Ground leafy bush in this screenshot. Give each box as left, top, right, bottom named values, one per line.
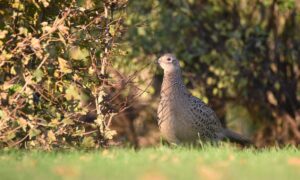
left=0, top=0, right=130, bottom=149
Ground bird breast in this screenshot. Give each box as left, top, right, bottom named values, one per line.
left=158, top=92, right=199, bottom=143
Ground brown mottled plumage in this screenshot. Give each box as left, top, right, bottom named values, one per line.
left=157, top=53, right=251, bottom=146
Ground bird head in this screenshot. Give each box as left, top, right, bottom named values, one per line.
left=157, top=53, right=180, bottom=73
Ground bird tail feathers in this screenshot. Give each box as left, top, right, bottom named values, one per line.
left=223, top=129, right=252, bottom=146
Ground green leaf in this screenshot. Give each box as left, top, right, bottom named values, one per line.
left=8, top=84, right=22, bottom=95
left=29, top=128, right=41, bottom=139
left=69, top=47, right=89, bottom=61
left=62, top=118, right=74, bottom=125
left=33, top=69, right=44, bottom=82
left=5, top=132, right=16, bottom=141
left=82, top=136, right=95, bottom=148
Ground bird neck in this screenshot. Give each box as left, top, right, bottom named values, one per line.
left=161, top=69, right=188, bottom=98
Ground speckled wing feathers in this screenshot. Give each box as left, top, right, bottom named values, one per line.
left=187, top=95, right=223, bottom=140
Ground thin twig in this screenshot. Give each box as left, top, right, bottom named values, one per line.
left=9, top=134, right=29, bottom=147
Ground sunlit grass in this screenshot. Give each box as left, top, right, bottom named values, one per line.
left=1, top=146, right=300, bottom=180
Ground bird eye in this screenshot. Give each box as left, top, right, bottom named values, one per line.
left=167, top=58, right=172, bottom=61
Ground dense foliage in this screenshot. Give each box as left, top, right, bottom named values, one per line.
left=0, top=0, right=132, bottom=149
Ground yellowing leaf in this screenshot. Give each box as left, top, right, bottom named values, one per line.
left=65, top=85, right=80, bottom=100
left=62, top=118, right=74, bottom=125
left=31, top=38, right=41, bottom=50
left=40, top=0, right=50, bottom=7
left=33, top=69, right=44, bottom=82
left=267, top=91, right=278, bottom=106
left=5, top=132, right=16, bottom=141
left=69, top=47, right=89, bottom=61
left=0, top=50, right=13, bottom=62
left=2, top=82, right=13, bottom=90
left=0, top=30, right=8, bottom=39
left=49, top=119, right=60, bottom=126
left=207, top=77, right=215, bottom=85
left=0, top=40, right=3, bottom=49
left=82, top=136, right=95, bottom=148
left=29, top=128, right=41, bottom=139
left=213, top=88, right=218, bottom=95
left=17, top=118, right=27, bottom=131
left=58, top=57, right=72, bottom=74
left=18, top=27, right=28, bottom=36
left=47, top=130, right=56, bottom=142
left=10, top=66, right=17, bottom=75
left=104, top=129, right=117, bottom=140
left=109, top=25, right=116, bottom=36
left=137, top=27, right=146, bottom=36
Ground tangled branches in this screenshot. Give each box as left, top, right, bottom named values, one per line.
left=0, top=0, right=144, bottom=149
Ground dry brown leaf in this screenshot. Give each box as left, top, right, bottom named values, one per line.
left=140, top=170, right=168, bottom=180
left=101, top=149, right=115, bottom=159
left=197, top=166, right=222, bottom=180
left=288, top=157, right=300, bottom=166
left=171, top=156, right=180, bottom=165
left=79, top=155, right=92, bottom=162
left=53, top=165, right=80, bottom=178
left=267, top=91, right=278, bottom=106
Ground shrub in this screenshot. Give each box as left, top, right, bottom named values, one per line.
left=0, top=0, right=130, bottom=149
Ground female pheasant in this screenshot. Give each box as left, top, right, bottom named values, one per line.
left=157, top=53, right=251, bottom=146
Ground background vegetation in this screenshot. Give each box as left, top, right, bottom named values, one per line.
left=1, top=0, right=300, bottom=149
left=125, top=0, right=300, bottom=147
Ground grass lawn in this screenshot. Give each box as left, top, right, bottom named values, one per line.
left=1, top=145, right=300, bottom=180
